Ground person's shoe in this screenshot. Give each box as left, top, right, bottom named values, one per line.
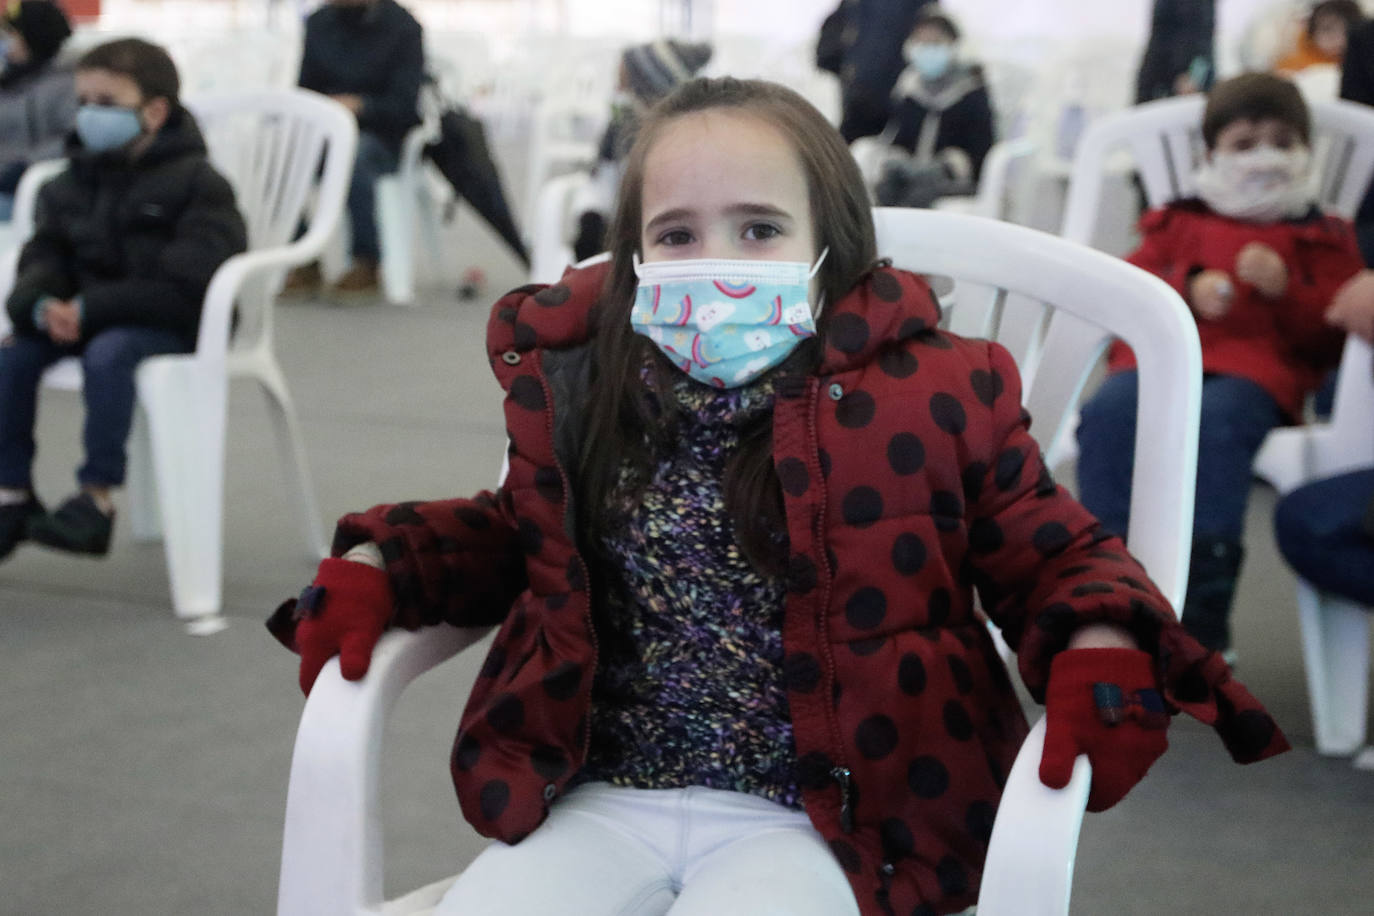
left=280, top=261, right=324, bottom=299
left=27, top=491, right=114, bottom=556
left=329, top=259, right=381, bottom=300
left=0, top=495, right=44, bottom=561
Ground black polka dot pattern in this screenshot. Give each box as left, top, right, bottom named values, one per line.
left=835, top=390, right=876, bottom=428
left=887, top=433, right=925, bottom=475
left=777, top=457, right=810, bottom=496
left=855, top=715, right=899, bottom=759
left=842, top=487, right=884, bottom=527
left=829, top=313, right=871, bottom=354
left=929, top=393, right=967, bottom=434
left=846, top=587, right=888, bottom=630
left=533, top=284, right=571, bottom=306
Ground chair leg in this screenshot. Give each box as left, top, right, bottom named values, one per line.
left=136, top=358, right=227, bottom=625
left=1297, top=581, right=1371, bottom=756
left=253, top=361, right=328, bottom=561
left=376, top=173, right=417, bottom=306
left=125, top=407, right=162, bottom=542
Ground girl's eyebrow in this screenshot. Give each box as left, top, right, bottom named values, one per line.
left=644, top=202, right=793, bottom=234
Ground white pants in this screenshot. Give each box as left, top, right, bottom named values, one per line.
left=435, top=782, right=861, bottom=916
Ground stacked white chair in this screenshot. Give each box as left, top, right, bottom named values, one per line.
left=0, top=88, right=356, bottom=632
left=276, top=209, right=1202, bottom=916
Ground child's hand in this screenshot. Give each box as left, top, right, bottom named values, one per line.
left=1234, top=242, right=1288, bottom=299
left=1325, top=269, right=1374, bottom=342
left=45, top=300, right=81, bottom=345
left=1189, top=269, right=1234, bottom=320
left=1040, top=648, right=1169, bottom=811
left=272, top=556, right=395, bottom=695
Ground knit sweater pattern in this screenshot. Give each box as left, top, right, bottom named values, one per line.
left=579, top=373, right=801, bottom=807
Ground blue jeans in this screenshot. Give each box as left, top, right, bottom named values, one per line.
left=1076, top=370, right=1285, bottom=541
left=0, top=192, right=14, bottom=222
left=0, top=327, right=189, bottom=489
left=348, top=131, right=399, bottom=261
left=1274, top=469, right=1374, bottom=605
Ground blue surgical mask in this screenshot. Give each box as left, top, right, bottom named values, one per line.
left=906, top=43, right=953, bottom=80
left=631, top=250, right=827, bottom=389
left=75, top=104, right=144, bottom=153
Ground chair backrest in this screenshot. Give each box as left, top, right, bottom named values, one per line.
left=873, top=207, right=1201, bottom=609
left=1062, top=95, right=1374, bottom=246
left=183, top=88, right=357, bottom=354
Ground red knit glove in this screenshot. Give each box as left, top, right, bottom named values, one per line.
left=1040, top=648, right=1170, bottom=812
left=273, top=557, right=394, bottom=695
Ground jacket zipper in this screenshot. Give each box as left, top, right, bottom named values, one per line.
left=802, top=376, right=855, bottom=834
left=535, top=359, right=598, bottom=770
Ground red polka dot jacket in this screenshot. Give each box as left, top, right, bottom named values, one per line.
left=308, top=261, right=1288, bottom=915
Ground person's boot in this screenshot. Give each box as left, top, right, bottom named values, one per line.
left=280, top=260, right=324, bottom=298
left=27, top=491, right=114, bottom=556
left=329, top=258, right=380, bottom=300
left=0, top=493, right=44, bottom=561
left=1181, top=537, right=1244, bottom=655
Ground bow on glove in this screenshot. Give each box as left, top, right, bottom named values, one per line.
left=1040, top=647, right=1170, bottom=811
left=265, top=557, right=393, bottom=695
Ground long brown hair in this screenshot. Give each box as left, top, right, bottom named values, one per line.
left=578, top=77, right=877, bottom=573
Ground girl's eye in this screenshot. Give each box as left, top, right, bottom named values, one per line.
left=1232, top=138, right=1255, bottom=152
left=657, top=228, right=693, bottom=246
left=743, top=222, right=782, bottom=241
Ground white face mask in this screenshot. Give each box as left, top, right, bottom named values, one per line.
left=1194, top=145, right=1314, bottom=222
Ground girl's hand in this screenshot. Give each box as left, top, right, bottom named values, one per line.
left=1325, top=269, right=1374, bottom=342
left=272, top=556, right=394, bottom=695
left=1039, top=647, right=1170, bottom=811
left=1234, top=242, right=1288, bottom=299
left=1189, top=269, right=1235, bottom=320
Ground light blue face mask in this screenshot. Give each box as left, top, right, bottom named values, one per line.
left=907, top=43, right=953, bottom=80
left=630, top=250, right=827, bottom=389
left=75, top=104, right=145, bottom=153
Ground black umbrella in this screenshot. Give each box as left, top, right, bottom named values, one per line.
left=424, top=100, right=530, bottom=269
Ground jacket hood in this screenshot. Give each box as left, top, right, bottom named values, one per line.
left=892, top=60, right=984, bottom=111
left=488, top=260, right=944, bottom=376
left=66, top=104, right=208, bottom=176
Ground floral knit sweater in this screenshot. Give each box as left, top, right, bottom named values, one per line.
left=578, top=374, right=801, bottom=807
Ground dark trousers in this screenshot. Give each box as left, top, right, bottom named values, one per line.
left=1075, top=370, right=1285, bottom=541
left=0, top=327, right=189, bottom=489
left=1274, top=469, right=1374, bottom=605
left=348, top=130, right=400, bottom=261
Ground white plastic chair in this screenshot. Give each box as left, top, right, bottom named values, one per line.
left=375, top=119, right=444, bottom=306
left=277, top=211, right=1201, bottom=916
left=0, top=88, right=356, bottom=631
left=527, top=170, right=593, bottom=285
left=1268, top=334, right=1374, bottom=767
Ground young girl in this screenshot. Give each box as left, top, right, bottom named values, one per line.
left=1075, top=72, right=1374, bottom=657
left=268, top=78, right=1287, bottom=916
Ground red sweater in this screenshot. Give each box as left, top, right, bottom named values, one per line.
left=282, top=262, right=1288, bottom=915
left=1109, top=201, right=1361, bottom=418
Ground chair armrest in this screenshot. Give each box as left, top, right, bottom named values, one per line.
left=976, top=715, right=1091, bottom=916
left=195, top=243, right=334, bottom=358
left=277, top=625, right=492, bottom=916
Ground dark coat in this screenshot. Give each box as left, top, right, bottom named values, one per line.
left=297, top=0, right=424, bottom=152
left=1135, top=0, right=1216, bottom=103
left=1341, top=19, right=1374, bottom=250
left=5, top=107, right=248, bottom=348
left=826, top=0, right=937, bottom=142
left=888, top=63, right=995, bottom=182
left=279, top=261, right=1287, bottom=915
left=1111, top=201, right=1361, bottom=418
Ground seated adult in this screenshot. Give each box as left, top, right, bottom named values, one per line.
left=0, top=0, right=76, bottom=221
left=286, top=0, right=423, bottom=298
left=1274, top=469, right=1374, bottom=605
left=871, top=7, right=994, bottom=210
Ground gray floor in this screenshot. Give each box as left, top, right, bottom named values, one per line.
left=2, top=212, right=1372, bottom=916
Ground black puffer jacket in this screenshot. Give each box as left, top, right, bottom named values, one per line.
left=5, top=106, right=248, bottom=348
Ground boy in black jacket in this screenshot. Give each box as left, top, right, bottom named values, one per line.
left=0, top=38, right=247, bottom=561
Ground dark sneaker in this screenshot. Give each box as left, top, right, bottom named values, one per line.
left=0, top=495, right=44, bottom=561
left=28, top=492, right=114, bottom=556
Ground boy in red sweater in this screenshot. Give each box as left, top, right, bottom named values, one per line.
left=1076, top=72, right=1374, bottom=655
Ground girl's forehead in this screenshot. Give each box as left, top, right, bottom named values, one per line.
left=643, top=110, right=807, bottom=201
